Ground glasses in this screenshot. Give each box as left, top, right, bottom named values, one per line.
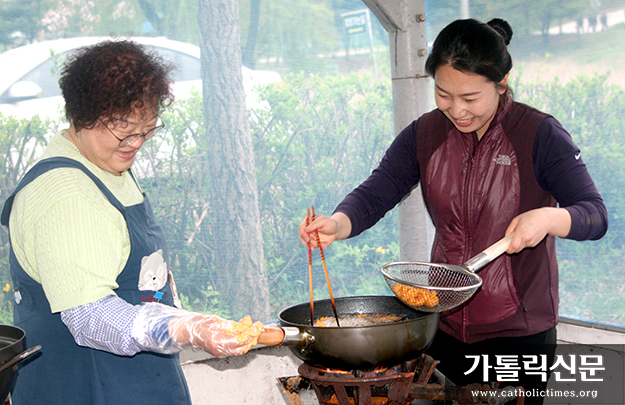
left=99, top=118, right=165, bottom=147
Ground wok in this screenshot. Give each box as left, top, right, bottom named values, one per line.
left=0, top=325, right=41, bottom=404
left=259, top=295, right=438, bottom=369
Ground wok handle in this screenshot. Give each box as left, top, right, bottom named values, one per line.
left=0, top=345, right=41, bottom=374
left=258, top=327, right=286, bottom=346
left=257, top=326, right=314, bottom=347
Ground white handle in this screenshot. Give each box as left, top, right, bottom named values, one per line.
left=483, top=232, right=514, bottom=260
left=461, top=232, right=516, bottom=273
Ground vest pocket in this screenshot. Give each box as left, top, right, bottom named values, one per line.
left=444, top=256, right=520, bottom=326
left=467, top=257, right=520, bottom=325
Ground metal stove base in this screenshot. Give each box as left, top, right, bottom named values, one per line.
left=278, top=370, right=523, bottom=405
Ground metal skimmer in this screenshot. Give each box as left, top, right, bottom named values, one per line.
left=381, top=233, right=513, bottom=313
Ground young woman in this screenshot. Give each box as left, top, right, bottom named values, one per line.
left=299, top=18, right=607, bottom=404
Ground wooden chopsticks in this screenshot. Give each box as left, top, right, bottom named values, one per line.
left=307, top=206, right=340, bottom=327
left=306, top=208, right=314, bottom=326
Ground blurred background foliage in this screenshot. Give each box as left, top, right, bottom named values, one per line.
left=1, top=0, right=624, bottom=324
left=2, top=69, right=623, bottom=322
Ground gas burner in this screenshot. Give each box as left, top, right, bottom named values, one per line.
left=298, top=357, right=424, bottom=405
left=278, top=355, right=525, bottom=405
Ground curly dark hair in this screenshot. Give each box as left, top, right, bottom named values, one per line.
left=425, top=18, right=513, bottom=88
left=59, top=39, right=175, bottom=130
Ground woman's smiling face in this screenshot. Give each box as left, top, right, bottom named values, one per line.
left=68, top=110, right=158, bottom=176
left=434, top=64, right=508, bottom=139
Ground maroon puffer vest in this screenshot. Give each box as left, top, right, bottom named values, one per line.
left=416, top=94, right=559, bottom=343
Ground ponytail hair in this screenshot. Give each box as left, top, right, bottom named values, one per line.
left=425, top=18, right=513, bottom=88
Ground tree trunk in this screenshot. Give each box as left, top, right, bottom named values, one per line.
left=242, top=0, right=261, bottom=69
left=197, top=0, right=270, bottom=320
left=137, top=0, right=162, bottom=35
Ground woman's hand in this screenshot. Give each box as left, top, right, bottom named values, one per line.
left=168, top=314, right=263, bottom=357
left=298, top=212, right=352, bottom=249
left=505, top=207, right=572, bottom=253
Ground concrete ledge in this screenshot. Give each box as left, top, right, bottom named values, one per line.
left=181, top=345, right=305, bottom=404
left=557, top=317, right=625, bottom=344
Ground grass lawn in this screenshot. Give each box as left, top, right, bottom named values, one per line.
left=511, top=22, right=625, bottom=86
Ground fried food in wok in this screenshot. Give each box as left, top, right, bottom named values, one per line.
left=314, top=313, right=405, bottom=327
left=391, top=283, right=439, bottom=308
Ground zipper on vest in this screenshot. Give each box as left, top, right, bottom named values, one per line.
left=460, top=133, right=480, bottom=342
left=460, top=158, right=474, bottom=342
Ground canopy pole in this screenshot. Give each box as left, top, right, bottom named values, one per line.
left=362, top=0, right=435, bottom=261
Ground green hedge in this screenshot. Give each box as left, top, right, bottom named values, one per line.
left=0, top=71, right=622, bottom=324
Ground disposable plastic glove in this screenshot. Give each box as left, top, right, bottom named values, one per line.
left=133, top=303, right=263, bottom=357
left=168, top=313, right=263, bottom=357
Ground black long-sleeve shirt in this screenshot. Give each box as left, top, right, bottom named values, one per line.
left=335, top=116, right=608, bottom=242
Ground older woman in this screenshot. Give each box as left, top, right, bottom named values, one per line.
left=2, top=40, right=262, bottom=404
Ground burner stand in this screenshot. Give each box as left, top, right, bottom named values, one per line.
left=278, top=355, right=525, bottom=405
left=298, top=356, right=435, bottom=405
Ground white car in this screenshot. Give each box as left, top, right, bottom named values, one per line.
left=0, top=36, right=280, bottom=120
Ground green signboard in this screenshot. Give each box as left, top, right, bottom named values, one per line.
left=342, top=10, right=368, bottom=35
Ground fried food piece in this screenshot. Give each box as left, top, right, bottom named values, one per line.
left=391, top=283, right=439, bottom=308
left=221, top=315, right=264, bottom=345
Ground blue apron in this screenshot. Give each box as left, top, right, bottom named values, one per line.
left=1, top=157, right=191, bottom=405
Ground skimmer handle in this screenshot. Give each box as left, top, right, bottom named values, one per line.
left=483, top=233, right=514, bottom=259
left=463, top=233, right=514, bottom=273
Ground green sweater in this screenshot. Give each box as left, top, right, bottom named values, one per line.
left=9, top=131, right=144, bottom=313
